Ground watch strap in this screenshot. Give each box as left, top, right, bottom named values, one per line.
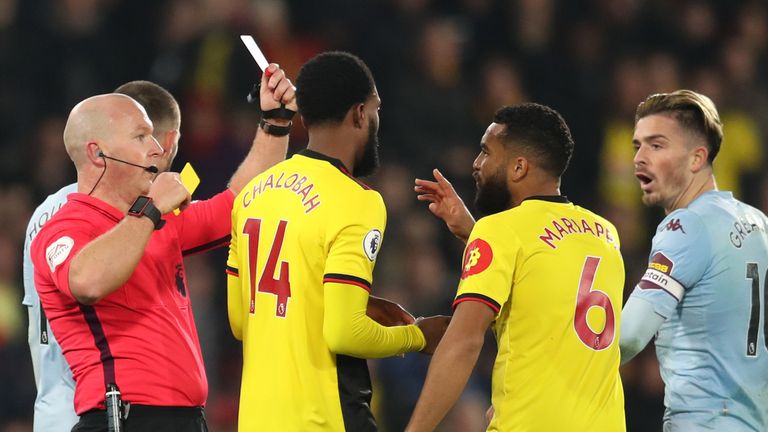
left=127, top=196, right=165, bottom=230
left=259, top=118, right=292, bottom=137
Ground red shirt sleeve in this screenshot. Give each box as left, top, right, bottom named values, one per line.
left=31, top=224, right=95, bottom=301
left=166, top=189, right=235, bottom=256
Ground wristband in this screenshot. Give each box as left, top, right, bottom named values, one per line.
left=259, top=118, right=292, bottom=137
left=127, top=196, right=165, bottom=230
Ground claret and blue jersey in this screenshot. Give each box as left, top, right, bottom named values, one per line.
left=631, top=190, right=768, bottom=430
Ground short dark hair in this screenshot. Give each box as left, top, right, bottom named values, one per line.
left=114, top=80, right=180, bottom=131
left=635, top=90, right=722, bottom=163
left=296, top=51, right=375, bottom=127
left=493, top=103, right=574, bottom=178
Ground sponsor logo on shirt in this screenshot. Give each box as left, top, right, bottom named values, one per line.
left=648, top=262, right=669, bottom=273
left=663, top=218, right=685, bottom=233
left=638, top=252, right=684, bottom=300
left=461, top=238, right=493, bottom=280
left=46, top=236, right=74, bottom=273
left=363, top=229, right=382, bottom=261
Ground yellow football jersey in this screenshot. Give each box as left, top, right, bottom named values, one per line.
left=227, top=149, right=421, bottom=432
left=456, top=196, right=626, bottom=432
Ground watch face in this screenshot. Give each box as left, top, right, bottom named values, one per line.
left=129, top=196, right=151, bottom=214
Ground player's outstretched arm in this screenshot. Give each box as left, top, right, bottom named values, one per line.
left=228, top=63, right=296, bottom=194
left=619, top=295, right=665, bottom=365
left=415, top=168, right=475, bottom=243
left=415, top=315, right=451, bottom=355
left=323, top=282, right=442, bottom=358
left=405, top=301, right=494, bottom=432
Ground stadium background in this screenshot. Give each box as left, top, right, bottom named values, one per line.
left=1, top=0, right=766, bottom=430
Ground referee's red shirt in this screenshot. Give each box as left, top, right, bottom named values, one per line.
left=31, top=191, right=233, bottom=414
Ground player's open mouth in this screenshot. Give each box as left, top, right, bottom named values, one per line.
left=636, top=173, right=653, bottom=191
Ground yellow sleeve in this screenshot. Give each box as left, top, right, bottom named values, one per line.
left=227, top=205, right=244, bottom=341
left=323, top=191, right=385, bottom=282
left=454, top=216, right=519, bottom=317
left=323, top=281, right=425, bottom=357
left=321, top=191, right=424, bottom=357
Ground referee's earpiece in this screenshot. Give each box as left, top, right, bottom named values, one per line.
left=97, top=150, right=104, bottom=158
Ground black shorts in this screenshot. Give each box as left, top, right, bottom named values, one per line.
left=72, top=405, right=208, bottom=432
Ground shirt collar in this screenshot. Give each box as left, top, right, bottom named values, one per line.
left=522, top=195, right=570, bottom=204
left=68, top=193, right=125, bottom=222
left=297, top=149, right=350, bottom=172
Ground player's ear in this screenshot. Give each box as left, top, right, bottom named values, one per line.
left=351, top=103, right=365, bottom=129
left=509, top=156, right=528, bottom=181
left=690, top=145, right=709, bottom=172
left=161, top=129, right=180, bottom=160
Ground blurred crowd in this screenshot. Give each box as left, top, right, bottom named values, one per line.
left=1, top=0, right=767, bottom=431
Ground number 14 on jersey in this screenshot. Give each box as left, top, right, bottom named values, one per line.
left=242, top=218, right=292, bottom=317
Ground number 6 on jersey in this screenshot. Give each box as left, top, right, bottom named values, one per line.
left=573, top=256, right=616, bottom=350
left=242, top=218, right=292, bottom=317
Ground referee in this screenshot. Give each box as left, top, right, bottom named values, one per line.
left=30, top=64, right=296, bottom=431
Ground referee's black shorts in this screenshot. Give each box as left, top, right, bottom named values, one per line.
left=72, top=405, right=208, bottom=432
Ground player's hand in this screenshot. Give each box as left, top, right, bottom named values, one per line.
left=416, top=315, right=451, bottom=355
left=367, top=296, right=416, bottom=326
left=415, top=168, right=475, bottom=243
left=148, top=172, right=191, bottom=214
left=261, top=63, right=297, bottom=118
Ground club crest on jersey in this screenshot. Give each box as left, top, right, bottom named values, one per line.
left=663, top=218, right=685, bottom=233
left=461, top=239, right=493, bottom=280
left=46, top=236, right=74, bottom=272
left=363, top=229, right=382, bottom=261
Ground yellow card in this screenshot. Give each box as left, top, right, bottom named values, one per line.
left=174, top=162, right=200, bottom=215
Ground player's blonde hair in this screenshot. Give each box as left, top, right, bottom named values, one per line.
left=635, top=89, right=723, bottom=163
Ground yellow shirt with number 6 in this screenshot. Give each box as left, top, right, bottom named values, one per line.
left=454, top=196, right=626, bottom=432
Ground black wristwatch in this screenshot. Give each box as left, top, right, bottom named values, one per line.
left=127, top=196, right=165, bottom=230
left=259, top=117, right=292, bottom=137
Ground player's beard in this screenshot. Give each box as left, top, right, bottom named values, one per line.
left=474, top=166, right=511, bottom=216
left=353, top=120, right=380, bottom=177
left=641, top=166, right=688, bottom=211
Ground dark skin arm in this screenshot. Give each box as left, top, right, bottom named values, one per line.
left=414, top=169, right=475, bottom=243
left=367, top=295, right=416, bottom=326
left=405, top=301, right=495, bottom=431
